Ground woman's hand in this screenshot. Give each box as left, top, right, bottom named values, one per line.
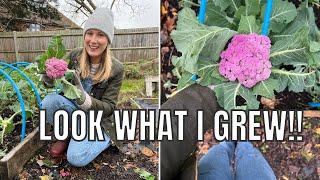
left=41, top=74, right=54, bottom=88
left=72, top=71, right=86, bottom=105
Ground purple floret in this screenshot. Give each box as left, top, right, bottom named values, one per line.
left=45, top=57, right=68, bottom=79
left=219, top=33, right=272, bottom=88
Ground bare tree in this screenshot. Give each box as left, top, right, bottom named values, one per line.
left=54, top=0, right=145, bottom=17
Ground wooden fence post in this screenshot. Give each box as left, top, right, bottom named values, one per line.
left=13, top=31, right=20, bottom=62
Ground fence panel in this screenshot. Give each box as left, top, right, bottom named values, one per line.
left=0, top=27, right=158, bottom=63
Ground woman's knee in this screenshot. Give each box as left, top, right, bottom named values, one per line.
left=41, top=94, right=64, bottom=108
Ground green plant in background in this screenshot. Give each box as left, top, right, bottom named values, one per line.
left=36, top=35, right=82, bottom=100
left=0, top=63, right=49, bottom=121
left=36, top=35, right=67, bottom=73
left=0, top=110, right=32, bottom=144
left=172, top=0, right=320, bottom=111
left=134, top=168, right=155, bottom=180
left=125, top=63, right=143, bottom=79
left=124, top=59, right=158, bottom=79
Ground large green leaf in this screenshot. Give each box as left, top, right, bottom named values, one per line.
left=197, top=59, right=226, bottom=86
left=47, top=36, right=67, bottom=59
left=171, top=7, right=237, bottom=74
left=270, top=26, right=310, bottom=66
left=273, top=2, right=320, bottom=43
left=206, top=0, right=233, bottom=27
left=235, top=0, right=260, bottom=20
left=57, top=77, right=83, bottom=100
left=176, top=70, right=194, bottom=90
left=213, top=0, right=242, bottom=12
left=253, top=78, right=280, bottom=98
left=243, top=0, right=260, bottom=16
left=310, top=41, right=320, bottom=52
left=217, top=82, right=259, bottom=111
left=238, top=15, right=260, bottom=34
left=271, top=67, right=316, bottom=92
left=261, top=0, right=297, bottom=33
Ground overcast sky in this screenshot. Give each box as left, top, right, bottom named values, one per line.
left=51, top=0, right=159, bottom=29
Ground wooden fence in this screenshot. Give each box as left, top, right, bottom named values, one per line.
left=0, top=27, right=159, bottom=63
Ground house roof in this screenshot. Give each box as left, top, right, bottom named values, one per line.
left=0, top=3, right=81, bottom=31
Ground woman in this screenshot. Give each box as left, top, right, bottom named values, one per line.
left=41, top=7, right=124, bottom=167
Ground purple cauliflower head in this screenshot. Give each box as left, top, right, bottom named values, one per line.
left=219, top=33, right=272, bottom=88
left=45, top=57, right=68, bottom=79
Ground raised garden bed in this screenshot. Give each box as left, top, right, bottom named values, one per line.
left=0, top=127, right=44, bottom=179
left=130, top=98, right=159, bottom=109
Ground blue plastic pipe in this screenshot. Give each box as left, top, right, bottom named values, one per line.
left=308, top=102, right=320, bottom=108
left=0, top=69, right=27, bottom=141
left=0, top=61, right=30, bottom=73
left=198, top=0, right=207, bottom=24
left=261, top=0, right=273, bottom=36
left=12, top=62, right=31, bottom=67
left=0, top=62, right=42, bottom=109
left=192, top=0, right=208, bottom=81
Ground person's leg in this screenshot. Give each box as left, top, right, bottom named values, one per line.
left=67, top=131, right=111, bottom=167
left=41, top=93, right=78, bottom=125
left=41, top=93, right=78, bottom=157
left=198, top=141, right=235, bottom=180
left=234, top=142, right=276, bottom=180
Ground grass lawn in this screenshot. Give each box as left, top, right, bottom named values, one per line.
left=117, top=78, right=145, bottom=108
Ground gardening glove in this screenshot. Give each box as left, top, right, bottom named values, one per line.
left=41, top=73, right=54, bottom=88
left=72, top=71, right=92, bottom=110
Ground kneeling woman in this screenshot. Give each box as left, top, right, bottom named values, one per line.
left=41, top=8, right=124, bottom=167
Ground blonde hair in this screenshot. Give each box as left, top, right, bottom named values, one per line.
left=79, top=46, right=112, bottom=84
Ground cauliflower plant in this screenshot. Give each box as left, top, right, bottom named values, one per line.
left=45, top=57, right=68, bottom=79
left=219, top=33, right=272, bottom=88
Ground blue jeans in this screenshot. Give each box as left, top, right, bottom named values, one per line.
left=199, top=142, right=276, bottom=180
left=41, top=78, right=111, bottom=167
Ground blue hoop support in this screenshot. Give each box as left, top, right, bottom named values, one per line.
left=0, top=68, right=27, bottom=141
left=192, top=0, right=208, bottom=81
left=261, top=0, right=273, bottom=36
left=0, top=62, right=42, bottom=109
left=198, top=0, right=207, bottom=24
left=308, top=102, right=320, bottom=108
left=0, top=62, right=31, bottom=74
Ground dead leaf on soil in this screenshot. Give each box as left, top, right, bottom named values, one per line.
left=93, top=163, right=102, bottom=171
left=38, top=154, right=45, bottom=160
left=18, top=170, right=30, bottom=179
left=141, top=147, right=154, bottom=157
left=59, top=168, right=71, bottom=177
left=304, top=143, right=313, bottom=152
left=198, top=144, right=210, bottom=155
left=109, top=164, right=117, bottom=169
left=42, top=159, right=55, bottom=168
left=314, top=127, right=320, bottom=135
left=124, top=162, right=137, bottom=170
left=289, top=151, right=299, bottom=159
left=149, top=155, right=159, bottom=166
left=288, top=165, right=300, bottom=174
left=260, top=97, right=278, bottom=109
left=304, top=110, right=320, bottom=118
left=39, top=175, right=51, bottom=180
left=37, top=160, right=44, bottom=167
left=301, top=150, right=315, bottom=162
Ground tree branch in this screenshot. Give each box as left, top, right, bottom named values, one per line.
left=86, top=0, right=96, bottom=10
left=110, top=0, right=116, bottom=9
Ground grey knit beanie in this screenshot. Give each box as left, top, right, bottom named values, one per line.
left=84, top=8, right=114, bottom=43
